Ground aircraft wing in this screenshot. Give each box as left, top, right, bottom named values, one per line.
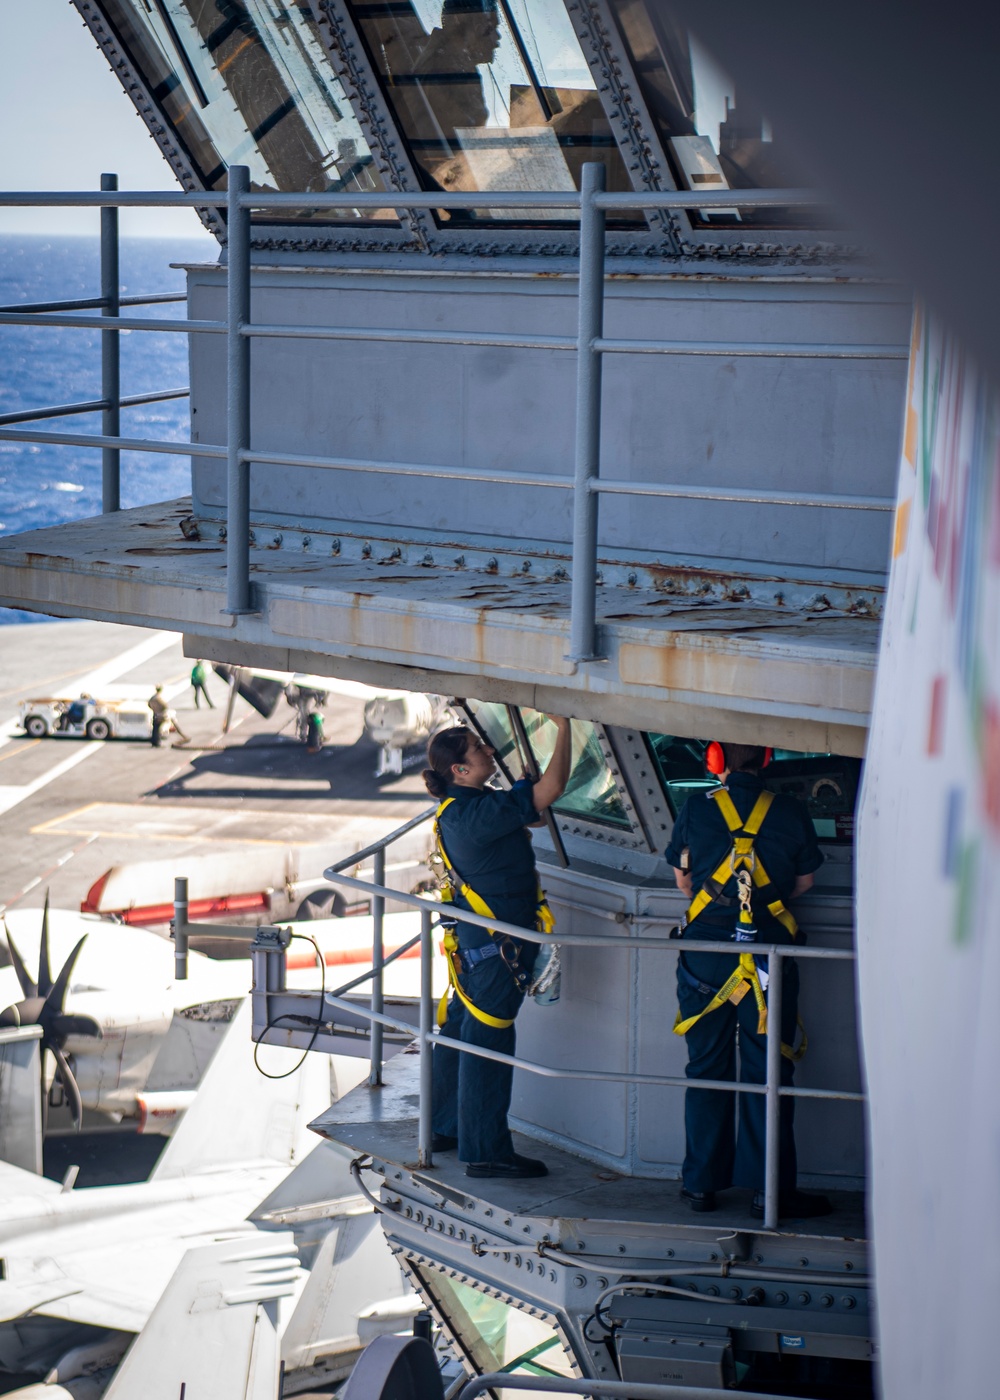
left=0, top=1160, right=60, bottom=1198
left=0, top=1269, right=82, bottom=1326
left=103, top=1233, right=299, bottom=1400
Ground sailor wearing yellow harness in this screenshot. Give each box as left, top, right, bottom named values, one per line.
left=423, top=719, right=572, bottom=1179
left=666, top=741, right=831, bottom=1220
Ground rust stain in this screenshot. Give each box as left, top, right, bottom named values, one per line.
left=620, top=637, right=875, bottom=711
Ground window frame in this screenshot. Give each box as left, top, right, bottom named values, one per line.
left=405, top=1254, right=583, bottom=1387
left=460, top=702, right=654, bottom=853
left=78, top=0, right=858, bottom=263
left=310, top=0, right=673, bottom=255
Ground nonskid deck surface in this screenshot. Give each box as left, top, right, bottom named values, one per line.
left=311, top=1053, right=867, bottom=1247
left=0, top=617, right=430, bottom=916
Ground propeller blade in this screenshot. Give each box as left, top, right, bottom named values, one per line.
left=51, top=1012, right=103, bottom=1042
left=0, top=1003, right=21, bottom=1028
left=37, top=892, right=53, bottom=999
left=44, top=934, right=88, bottom=1018
left=50, top=1044, right=84, bottom=1131
left=4, top=996, right=45, bottom=1030
left=3, top=923, right=37, bottom=1000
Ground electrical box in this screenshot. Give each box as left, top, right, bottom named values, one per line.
left=615, top=1318, right=736, bottom=1388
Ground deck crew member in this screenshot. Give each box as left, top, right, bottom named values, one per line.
left=148, top=685, right=188, bottom=748
left=148, top=685, right=169, bottom=748
left=426, top=719, right=571, bottom=1179
left=666, top=741, right=830, bottom=1219
left=190, top=660, right=214, bottom=709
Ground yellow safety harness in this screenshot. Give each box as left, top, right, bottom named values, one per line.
left=434, top=797, right=555, bottom=1030
left=673, top=787, right=806, bottom=1062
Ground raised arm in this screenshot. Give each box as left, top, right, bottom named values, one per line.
left=531, top=716, right=572, bottom=812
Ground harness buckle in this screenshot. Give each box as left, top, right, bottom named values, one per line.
left=736, top=868, right=754, bottom=914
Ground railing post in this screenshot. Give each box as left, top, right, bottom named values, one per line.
left=418, top=907, right=434, bottom=1168
left=172, top=876, right=189, bottom=981
left=225, top=165, right=253, bottom=614
left=568, top=161, right=606, bottom=662
left=369, top=847, right=386, bottom=1086
left=100, top=173, right=120, bottom=514
left=764, top=949, right=783, bottom=1229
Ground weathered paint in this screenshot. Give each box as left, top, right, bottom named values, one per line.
left=0, top=499, right=873, bottom=754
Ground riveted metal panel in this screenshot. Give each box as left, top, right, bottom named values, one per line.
left=187, top=267, right=908, bottom=581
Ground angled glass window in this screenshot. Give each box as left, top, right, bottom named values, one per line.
left=92, top=1, right=397, bottom=223
left=467, top=702, right=632, bottom=828
left=346, top=0, right=640, bottom=224
left=606, top=0, right=814, bottom=228
left=412, top=1261, right=579, bottom=1389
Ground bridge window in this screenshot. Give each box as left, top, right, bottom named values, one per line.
left=646, top=735, right=861, bottom=843
left=467, top=703, right=632, bottom=828
left=346, top=0, right=640, bottom=224
left=413, top=1263, right=578, bottom=1388
left=96, top=1, right=396, bottom=223
left=605, top=0, right=813, bottom=227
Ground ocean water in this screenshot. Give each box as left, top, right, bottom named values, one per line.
left=0, top=233, right=217, bottom=623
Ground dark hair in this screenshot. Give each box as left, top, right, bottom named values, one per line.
left=723, top=742, right=767, bottom=773
left=423, top=726, right=472, bottom=798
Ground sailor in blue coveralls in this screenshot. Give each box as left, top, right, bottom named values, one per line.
left=424, top=720, right=572, bottom=1179
left=665, top=741, right=831, bottom=1219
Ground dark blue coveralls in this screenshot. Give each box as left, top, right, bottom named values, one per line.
left=431, top=778, right=541, bottom=1163
left=664, top=772, right=823, bottom=1195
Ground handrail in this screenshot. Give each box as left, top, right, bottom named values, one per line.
left=256, top=848, right=868, bottom=1228
left=0, top=292, right=185, bottom=314
left=0, top=187, right=820, bottom=210
left=321, top=868, right=854, bottom=955
left=0, top=170, right=895, bottom=642
left=0, top=312, right=223, bottom=333
left=0, top=427, right=225, bottom=459
left=0, top=387, right=188, bottom=428
left=326, top=805, right=437, bottom=874
left=457, top=1375, right=808, bottom=1400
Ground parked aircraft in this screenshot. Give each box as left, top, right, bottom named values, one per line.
left=0, top=901, right=439, bottom=1134
left=0, top=903, right=248, bottom=1131
left=363, top=692, right=459, bottom=778
left=0, top=1000, right=412, bottom=1394
left=5, top=1232, right=301, bottom=1400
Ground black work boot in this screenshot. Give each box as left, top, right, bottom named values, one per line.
left=681, top=1188, right=717, bottom=1213
left=466, top=1153, right=548, bottom=1179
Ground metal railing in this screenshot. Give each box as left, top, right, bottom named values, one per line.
left=0, top=172, right=905, bottom=650
left=0, top=173, right=190, bottom=515
left=456, top=1378, right=811, bottom=1400
left=245, top=804, right=863, bottom=1233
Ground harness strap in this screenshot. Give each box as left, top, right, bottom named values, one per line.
left=438, top=930, right=516, bottom=1030
left=676, top=786, right=805, bottom=1060
left=685, top=789, right=798, bottom=939
left=434, top=797, right=554, bottom=1031
left=673, top=953, right=806, bottom=1061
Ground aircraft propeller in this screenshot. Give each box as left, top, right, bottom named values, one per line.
left=0, top=893, right=103, bottom=1129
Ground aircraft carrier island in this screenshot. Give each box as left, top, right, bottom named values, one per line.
left=0, top=3, right=997, bottom=1400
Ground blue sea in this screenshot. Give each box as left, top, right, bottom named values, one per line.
left=0, top=233, right=218, bottom=623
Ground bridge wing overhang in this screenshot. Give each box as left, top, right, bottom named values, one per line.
left=0, top=499, right=874, bottom=755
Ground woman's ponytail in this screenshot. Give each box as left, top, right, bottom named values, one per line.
left=423, top=766, right=448, bottom=798
left=424, top=727, right=471, bottom=798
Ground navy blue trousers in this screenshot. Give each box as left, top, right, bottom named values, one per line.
left=677, top=956, right=799, bottom=1194
left=432, top=953, right=527, bottom=1163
